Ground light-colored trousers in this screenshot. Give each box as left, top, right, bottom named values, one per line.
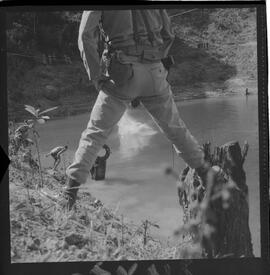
left=66, top=59, right=205, bottom=184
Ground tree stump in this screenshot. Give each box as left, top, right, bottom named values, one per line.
left=179, top=141, right=254, bottom=258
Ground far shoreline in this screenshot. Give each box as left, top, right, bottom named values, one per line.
left=9, top=83, right=258, bottom=125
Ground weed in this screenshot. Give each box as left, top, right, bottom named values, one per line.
left=24, top=105, right=58, bottom=188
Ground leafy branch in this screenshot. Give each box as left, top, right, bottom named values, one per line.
left=24, top=105, right=58, bottom=188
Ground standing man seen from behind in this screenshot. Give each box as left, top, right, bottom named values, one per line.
left=64, top=9, right=212, bottom=210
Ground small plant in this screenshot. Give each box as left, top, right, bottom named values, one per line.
left=24, top=105, right=58, bottom=188
left=141, top=220, right=160, bottom=246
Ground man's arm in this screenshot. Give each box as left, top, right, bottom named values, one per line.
left=159, top=10, right=175, bottom=58
left=78, top=11, right=103, bottom=83
left=58, top=146, right=67, bottom=156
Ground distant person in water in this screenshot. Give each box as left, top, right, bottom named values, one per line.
left=63, top=9, right=215, bottom=210
left=46, top=145, right=68, bottom=171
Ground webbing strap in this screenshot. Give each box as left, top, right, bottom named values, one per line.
left=131, top=10, right=140, bottom=47
left=131, top=10, right=155, bottom=47
left=140, top=10, right=155, bottom=47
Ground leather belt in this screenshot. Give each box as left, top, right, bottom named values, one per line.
left=115, top=45, right=163, bottom=61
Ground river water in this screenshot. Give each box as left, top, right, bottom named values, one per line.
left=37, top=94, right=260, bottom=256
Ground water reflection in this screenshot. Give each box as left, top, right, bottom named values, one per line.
left=116, top=109, right=158, bottom=161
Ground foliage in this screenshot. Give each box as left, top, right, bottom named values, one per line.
left=6, top=11, right=81, bottom=56
left=24, top=105, right=58, bottom=124
left=23, top=104, right=58, bottom=188
left=171, top=9, right=212, bottom=31
left=211, top=8, right=254, bottom=34
left=170, top=7, right=257, bottom=92
left=61, top=11, right=82, bottom=23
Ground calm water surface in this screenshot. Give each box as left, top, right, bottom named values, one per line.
left=37, top=94, right=260, bottom=256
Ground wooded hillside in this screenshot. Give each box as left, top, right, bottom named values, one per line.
left=7, top=8, right=257, bottom=121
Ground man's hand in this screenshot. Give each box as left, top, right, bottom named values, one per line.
left=93, top=75, right=111, bottom=91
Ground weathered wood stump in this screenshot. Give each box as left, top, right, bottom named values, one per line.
left=179, top=141, right=254, bottom=258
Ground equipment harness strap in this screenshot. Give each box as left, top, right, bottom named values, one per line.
left=131, top=10, right=140, bottom=46
left=140, top=10, right=155, bottom=47
left=131, top=10, right=155, bottom=47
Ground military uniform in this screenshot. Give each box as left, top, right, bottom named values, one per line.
left=65, top=9, right=206, bottom=206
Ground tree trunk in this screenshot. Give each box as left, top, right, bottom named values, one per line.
left=179, top=141, right=254, bottom=258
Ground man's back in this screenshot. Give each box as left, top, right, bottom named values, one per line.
left=78, top=9, right=174, bottom=82
left=102, top=10, right=174, bottom=54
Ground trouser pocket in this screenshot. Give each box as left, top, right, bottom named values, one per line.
left=108, top=53, right=134, bottom=87
left=149, top=62, right=169, bottom=95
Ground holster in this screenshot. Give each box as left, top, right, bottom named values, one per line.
left=107, top=51, right=134, bottom=87
left=161, top=55, right=175, bottom=71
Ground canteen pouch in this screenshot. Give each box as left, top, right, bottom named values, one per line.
left=108, top=51, right=134, bottom=87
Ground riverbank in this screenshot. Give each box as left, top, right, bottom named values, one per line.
left=8, top=74, right=257, bottom=124
left=7, top=62, right=257, bottom=123
left=9, top=152, right=192, bottom=262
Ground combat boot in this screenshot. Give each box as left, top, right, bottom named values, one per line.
left=61, top=178, right=80, bottom=210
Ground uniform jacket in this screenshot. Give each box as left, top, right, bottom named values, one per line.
left=78, top=9, right=175, bottom=82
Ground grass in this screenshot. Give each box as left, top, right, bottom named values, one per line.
left=9, top=131, right=196, bottom=262
left=9, top=163, right=190, bottom=262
